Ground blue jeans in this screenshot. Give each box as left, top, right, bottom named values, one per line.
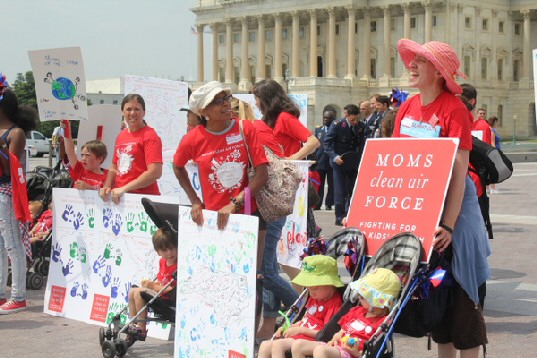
left=0, top=190, right=26, bottom=301
left=262, top=217, right=299, bottom=318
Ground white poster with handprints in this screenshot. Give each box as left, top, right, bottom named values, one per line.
left=124, top=75, right=188, bottom=196
left=44, top=188, right=179, bottom=340
left=233, top=93, right=308, bottom=128
left=28, top=47, right=88, bottom=121
left=175, top=206, right=258, bottom=358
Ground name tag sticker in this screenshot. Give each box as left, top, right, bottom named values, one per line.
left=226, top=134, right=242, bottom=145
left=400, top=117, right=441, bottom=138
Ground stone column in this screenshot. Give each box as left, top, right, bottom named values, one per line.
left=256, top=15, right=266, bottom=82
left=327, top=7, right=336, bottom=78
left=210, top=24, right=219, bottom=81
left=361, top=9, right=371, bottom=80
left=197, top=25, right=205, bottom=82
left=383, top=6, right=391, bottom=78
left=274, top=14, right=283, bottom=82
left=225, top=19, right=233, bottom=84
left=291, top=11, right=300, bottom=78
left=239, top=17, right=251, bottom=89
left=308, top=10, right=318, bottom=77
left=424, top=1, right=433, bottom=43
left=346, top=7, right=356, bottom=79
left=521, top=9, right=531, bottom=80
left=402, top=3, right=411, bottom=39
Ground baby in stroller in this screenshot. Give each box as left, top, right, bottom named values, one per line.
left=125, top=228, right=177, bottom=347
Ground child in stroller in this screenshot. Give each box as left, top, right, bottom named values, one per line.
left=258, top=255, right=344, bottom=358
left=292, top=268, right=401, bottom=358
left=125, top=227, right=178, bottom=347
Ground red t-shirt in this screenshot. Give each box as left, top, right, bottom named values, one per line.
left=173, top=119, right=268, bottom=213
left=251, top=120, right=284, bottom=157
left=338, top=306, right=385, bottom=351
left=291, top=293, right=343, bottom=341
left=157, top=258, right=177, bottom=286
left=112, top=126, right=162, bottom=195
left=393, top=92, right=472, bottom=151
left=35, top=209, right=53, bottom=235
left=69, top=161, right=108, bottom=189
left=469, top=117, right=494, bottom=196
left=273, top=112, right=312, bottom=157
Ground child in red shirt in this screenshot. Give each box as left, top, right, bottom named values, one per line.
left=62, top=121, right=108, bottom=190
left=126, top=229, right=177, bottom=347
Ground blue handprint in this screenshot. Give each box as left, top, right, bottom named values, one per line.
left=103, top=208, right=113, bottom=228
left=111, top=277, right=120, bottom=298
left=102, top=265, right=112, bottom=287
left=52, top=243, right=62, bottom=263
left=73, top=212, right=84, bottom=230
left=62, top=204, right=74, bottom=222
left=61, top=259, right=74, bottom=276
left=111, top=213, right=122, bottom=236
left=122, top=282, right=133, bottom=303
left=70, top=282, right=80, bottom=297
left=93, top=255, right=106, bottom=274
left=79, top=283, right=88, bottom=300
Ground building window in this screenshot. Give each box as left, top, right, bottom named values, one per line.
left=219, top=67, right=225, bottom=82
left=265, top=30, right=273, bottom=41
left=355, top=22, right=358, bottom=34
left=317, top=25, right=321, bottom=36
left=513, top=59, right=520, bottom=81
left=390, top=57, right=395, bottom=77
left=265, top=64, right=272, bottom=78
left=497, top=105, right=503, bottom=125
left=250, top=66, right=256, bottom=84
left=370, top=21, right=376, bottom=32
left=514, top=23, right=521, bottom=35
left=410, top=17, right=416, bottom=29
left=481, top=58, right=488, bottom=79
left=335, top=24, right=340, bottom=35
left=282, top=28, right=288, bottom=39
left=234, top=66, right=239, bottom=84
left=391, top=18, right=396, bottom=31
left=233, top=33, right=240, bottom=43
left=218, top=34, right=225, bottom=44
left=498, top=21, right=504, bottom=33
left=482, top=19, right=488, bottom=31
left=100, top=100, right=104, bottom=104
left=248, top=31, right=256, bottom=42
left=497, top=59, right=503, bottom=80
left=464, top=55, right=471, bottom=77
left=465, top=17, right=472, bottom=29
left=432, top=16, right=437, bottom=27
left=299, top=26, right=305, bottom=38
left=370, top=58, right=377, bottom=78
left=112, top=100, right=118, bottom=105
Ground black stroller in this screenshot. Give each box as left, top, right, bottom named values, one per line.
left=99, top=198, right=179, bottom=358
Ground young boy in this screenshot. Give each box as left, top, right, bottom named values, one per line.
left=126, top=229, right=178, bottom=347
left=258, top=255, right=344, bottom=358
left=62, top=121, right=108, bottom=190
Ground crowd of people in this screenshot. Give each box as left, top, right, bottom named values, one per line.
left=0, top=37, right=502, bottom=358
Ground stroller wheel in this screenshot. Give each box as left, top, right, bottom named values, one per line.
left=27, top=272, right=44, bottom=290
left=115, top=340, right=129, bottom=357
left=102, top=340, right=116, bottom=358
left=99, top=327, right=105, bottom=346
left=36, top=260, right=50, bottom=276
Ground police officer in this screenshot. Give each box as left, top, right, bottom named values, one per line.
left=313, top=110, right=335, bottom=210
left=324, top=104, right=365, bottom=225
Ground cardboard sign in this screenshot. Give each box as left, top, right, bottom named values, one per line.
left=346, top=138, right=458, bottom=262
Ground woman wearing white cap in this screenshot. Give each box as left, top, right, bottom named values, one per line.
left=393, top=40, right=490, bottom=358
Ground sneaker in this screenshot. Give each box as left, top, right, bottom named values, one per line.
left=0, top=299, right=6, bottom=306
left=0, top=299, right=27, bottom=314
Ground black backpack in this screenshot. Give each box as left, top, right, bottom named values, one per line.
left=469, top=136, right=513, bottom=186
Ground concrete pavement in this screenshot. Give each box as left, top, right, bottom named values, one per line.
left=1, top=161, right=536, bottom=357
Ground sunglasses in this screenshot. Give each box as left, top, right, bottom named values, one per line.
left=211, top=94, right=233, bottom=106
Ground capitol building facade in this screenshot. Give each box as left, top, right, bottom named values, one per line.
left=191, top=0, right=536, bottom=137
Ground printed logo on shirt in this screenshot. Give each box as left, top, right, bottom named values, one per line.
left=226, top=134, right=242, bottom=145
left=208, top=149, right=246, bottom=192
left=117, top=143, right=135, bottom=175
left=400, top=116, right=441, bottom=138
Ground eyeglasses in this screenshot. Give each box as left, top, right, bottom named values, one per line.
left=211, top=94, right=233, bottom=106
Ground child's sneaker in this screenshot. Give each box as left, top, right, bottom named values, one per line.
left=0, top=299, right=27, bottom=314
left=0, top=299, right=6, bottom=306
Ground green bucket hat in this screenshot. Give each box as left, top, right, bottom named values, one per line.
left=292, top=255, right=344, bottom=288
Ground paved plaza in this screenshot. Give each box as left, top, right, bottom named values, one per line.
left=1, top=160, right=536, bottom=358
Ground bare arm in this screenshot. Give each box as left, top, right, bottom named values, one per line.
left=288, top=135, right=320, bottom=160
left=110, top=162, right=162, bottom=204
left=99, top=163, right=117, bottom=201
left=0, top=128, right=26, bottom=175
left=63, top=136, right=78, bottom=170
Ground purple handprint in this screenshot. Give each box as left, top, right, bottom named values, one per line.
left=70, top=282, right=80, bottom=297
left=111, top=277, right=120, bottom=298
left=52, top=243, right=62, bottom=263
left=79, top=283, right=88, bottom=300
left=73, top=212, right=84, bottom=230
left=61, top=259, right=74, bottom=276
left=102, top=265, right=112, bottom=287
left=93, top=255, right=106, bottom=274
left=111, top=213, right=122, bottom=236
left=122, top=282, right=133, bottom=303
left=103, top=208, right=113, bottom=228
left=62, top=204, right=74, bottom=222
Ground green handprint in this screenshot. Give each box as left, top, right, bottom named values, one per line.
left=149, top=222, right=157, bottom=235
left=78, top=246, right=87, bottom=264
left=115, top=249, right=122, bottom=266
left=126, top=213, right=136, bottom=233
left=137, top=212, right=148, bottom=232
left=153, top=321, right=169, bottom=329
left=208, top=244, right=217, bottom=256
left=86, top=208, right=95, bottom=229
left=69, top=242, right=78, bottom=259
left=103, top=243, right=113, bottom=259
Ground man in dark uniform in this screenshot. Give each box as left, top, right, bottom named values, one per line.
left=313, top=110, right=335, bottom=210
left=324, top=104, right=365, bottom=226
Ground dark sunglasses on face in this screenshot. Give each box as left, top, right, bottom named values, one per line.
left=211, top=94, right=233, bottom=106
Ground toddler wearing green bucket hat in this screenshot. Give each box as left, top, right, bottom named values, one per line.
left=258, top=255, right=344, bottom=358
left=292, top=268, right=401, bottom=358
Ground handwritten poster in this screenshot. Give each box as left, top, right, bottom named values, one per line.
left=44, top=189, right=179, bottom=340
left=28, top=47, right=88, bottom=121
left=346, top=138, right=458, bottom=262
left=233, top=93, right=308, bottom=128
left=175, top=206, right=258, bottom=358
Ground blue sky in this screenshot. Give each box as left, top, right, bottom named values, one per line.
left=3, top=0, right=210, bottom=82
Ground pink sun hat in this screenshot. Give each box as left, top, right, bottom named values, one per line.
left=397, top=39, right=466, bottom=95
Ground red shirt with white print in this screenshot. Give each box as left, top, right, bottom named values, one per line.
left=69, top=161, right=108, bottom=189
left=291, top=293, right=343, bottom=341
left=173, top=119, right=268, bottom=213
left=112, top=126, right=162, bottom=195
left=338, top=306, right=385, bottom=351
